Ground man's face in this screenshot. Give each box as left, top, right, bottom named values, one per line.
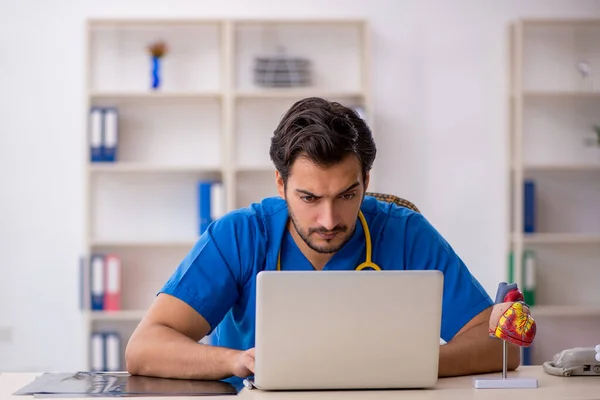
left=276, top=154, right=368, bottom=254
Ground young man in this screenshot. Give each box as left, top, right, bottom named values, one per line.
left=125, top=97, right=519, bottom=381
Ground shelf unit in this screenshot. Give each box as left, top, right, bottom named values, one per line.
left=88, top=310, right=148, bottom=322
left=509, top=19, right=600, bottom=365
left=521, top=233, right=600, bottom=245
left=532, top=305, right=600, bottom=318
left=82, top=18, right=371, bottom=370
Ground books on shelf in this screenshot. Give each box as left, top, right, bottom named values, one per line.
left=84, top=254, right=122, bottom=311
left=91, top=331, right=122, bottom=372
left=197, top=180, right=225, bottom=235
left=88, top=107, right=119, bottom=163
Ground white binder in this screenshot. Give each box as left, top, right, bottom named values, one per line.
left=89, top=108, right=103, bottom=162
left=102, top=108, right=118, bottom=162
left=90, top=332, right=105, bottom=372
left=210, top=181, right=225, bottom=220
left=104, top=332, right=121, bottom=372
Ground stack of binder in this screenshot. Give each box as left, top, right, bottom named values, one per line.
left=81, top=254, right=122, bottom=311
left=91, top=331, right=122, bottom=372
left=89, top=107, right=119, bottom=162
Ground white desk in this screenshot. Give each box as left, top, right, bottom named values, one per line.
left=1, top=366, right=599, bottom=399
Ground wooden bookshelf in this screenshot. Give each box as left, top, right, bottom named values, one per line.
left=82, top=17, right=372, bottom=371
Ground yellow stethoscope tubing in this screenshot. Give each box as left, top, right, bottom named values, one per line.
left=276, top=210, right=382, bottom=271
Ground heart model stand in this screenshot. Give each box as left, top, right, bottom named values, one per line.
left=473, top=282, right=538, bottom=389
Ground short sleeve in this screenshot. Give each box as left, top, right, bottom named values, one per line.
left=404, top=213, right=493, bottom=342
left=159, top=210, right=260, bottom=333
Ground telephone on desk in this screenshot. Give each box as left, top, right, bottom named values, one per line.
left=542, top=345, right=600, bottom=377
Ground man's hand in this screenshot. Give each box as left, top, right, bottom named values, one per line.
left=232, top=348, right=255, bottom=378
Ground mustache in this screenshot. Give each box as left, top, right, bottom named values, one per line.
left=309, top=226, right=347, bottom=235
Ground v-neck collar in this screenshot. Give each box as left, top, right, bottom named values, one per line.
left=261, top=197, right=371, bottom=273
left=280, top=217, right=366, bottom=271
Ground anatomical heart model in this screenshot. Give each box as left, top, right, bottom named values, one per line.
left=473, top=282, right=538, bottom=389
left=489, top=282, right=536, bottom=347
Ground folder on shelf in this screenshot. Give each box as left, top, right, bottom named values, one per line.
left=507, top=251, right=514, bottom=283
left=103, top=255, right=121, bottom=311
left=90, top=255, right=105, bottom=311
left=524, top=180, right=536, bottom=233
left=104, top=332, right=121, bottom=372
left=198, top=181, right=212, bottom=234
left=89, top=108, right=104, bottom=163
left=90, top=332, right=105, bottom=372
left=102, top=107, right=119, bottom=162
left=211, top=181, right=225, bottom=221
left=522, top=346, right=533, bottom=366
left=198, top=180, right=226, bottom=235
left=523, top=250, right=536, bottom=306
left=79, top=256, right=90, bottom=310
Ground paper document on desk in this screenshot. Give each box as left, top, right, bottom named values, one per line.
left=13, top=371, right=239, bottom=397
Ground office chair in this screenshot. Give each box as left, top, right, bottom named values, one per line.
left=366, top=192, right=420, bottom=214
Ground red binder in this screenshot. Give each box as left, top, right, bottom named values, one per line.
left=103, top=255, right=121, bottom=311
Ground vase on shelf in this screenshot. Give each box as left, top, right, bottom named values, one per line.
left=151, top=55, right=161, bottom=90
left=147, top=40, right=168, bottom=91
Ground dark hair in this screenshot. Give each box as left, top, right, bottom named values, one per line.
left=269, top=97, right=376, bottom=185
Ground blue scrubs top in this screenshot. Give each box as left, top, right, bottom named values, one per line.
left=159, top=195, right=492, bottom=350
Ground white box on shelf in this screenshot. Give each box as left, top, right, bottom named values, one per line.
left=233, top=20, right=365, bottom=93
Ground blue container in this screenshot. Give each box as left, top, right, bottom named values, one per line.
left=151, top=56, right=161, bottom=89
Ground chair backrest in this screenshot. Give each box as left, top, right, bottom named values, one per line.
left=366, top=192, right=421, bottom=214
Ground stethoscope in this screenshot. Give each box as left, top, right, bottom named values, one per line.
left=277, top=210, right=382, bottom=271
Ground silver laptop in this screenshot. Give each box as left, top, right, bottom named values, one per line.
left=251, top=270, right=444, bottom=390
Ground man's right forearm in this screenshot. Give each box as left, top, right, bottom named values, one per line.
left=125, top=323, right=238, bottom=380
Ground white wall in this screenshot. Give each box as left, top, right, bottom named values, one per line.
left=1, top=0, right=599, bottom=372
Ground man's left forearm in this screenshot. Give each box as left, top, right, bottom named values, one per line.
left=438, top=322, right=521, bottom=377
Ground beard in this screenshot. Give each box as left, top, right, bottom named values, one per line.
left=287, top=205, right=355, bottom=254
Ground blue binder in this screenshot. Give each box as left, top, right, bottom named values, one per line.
left=524, top=180, right=535, bottom=233
left=522, top=346, right=532, bottom=365
left=198, top=181, right=213, bottom=235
